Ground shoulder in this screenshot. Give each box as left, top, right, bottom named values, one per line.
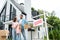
left=22, top=19, right=26, bottom=21
left=23, top=19, right=28, bottom=23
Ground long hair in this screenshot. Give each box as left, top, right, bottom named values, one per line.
left=13, top=17, right=17, bottom=22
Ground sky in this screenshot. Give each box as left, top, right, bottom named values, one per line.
left=0, top=0, right=60, bottom=18
left=31, top=0, right=60, bottom=18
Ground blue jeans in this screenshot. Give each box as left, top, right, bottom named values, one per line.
left=12, top=28, right=16, bottom=40
left=16, top=33, right=21, bottom=40
left=21, top=29, right=26, bottom=40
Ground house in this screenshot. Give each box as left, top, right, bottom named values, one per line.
left=0, top=0, right=32, bottom=40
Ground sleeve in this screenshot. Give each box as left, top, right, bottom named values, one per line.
left=24, top=20, right=28, bottom=29
left=24, top=19, right=28, bottom=25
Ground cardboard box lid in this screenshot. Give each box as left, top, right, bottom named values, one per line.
left=24, top=24, right=29, bottom=29
left=0, top=30, right=9, bottom=36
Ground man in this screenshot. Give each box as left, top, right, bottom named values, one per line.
left=18, top=14, right=28, bottom=40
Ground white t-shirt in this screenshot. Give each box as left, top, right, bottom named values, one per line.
left=19, top=19, right=22, bottom=24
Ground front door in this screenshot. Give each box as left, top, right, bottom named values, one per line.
left=8, top=24, right=12, bottom=40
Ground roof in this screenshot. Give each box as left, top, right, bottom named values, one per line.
left=0, top=0, right=26, bottom=16
left=0, top=2, right=7, bottom=16
left=10, top=0, right=25, bottom=13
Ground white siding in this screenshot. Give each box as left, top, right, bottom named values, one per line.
left=0, top=0, right=6, bottom=13
left=24, top=0, right=32, bottom=21
left=14, top=0, right=18, bottom=3
left=16, top=8, right=22, bottom=19
left=4, top=0, right=10, bottom=30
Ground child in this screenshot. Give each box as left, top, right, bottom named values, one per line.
left=12, top=17, right=21, bottom=40
left=16, top=23, right=21, bottom=40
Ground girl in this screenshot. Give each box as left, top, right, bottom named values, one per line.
left=12, top=17, right=21, bottom=40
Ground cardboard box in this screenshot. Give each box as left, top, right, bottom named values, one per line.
left=0, top=30, right=9, bottom=40
left=24, top=24, right=29, bottom=29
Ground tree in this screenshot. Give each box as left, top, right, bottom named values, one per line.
left=38, top=9, right=44, bottom=14
left=47, top=16, right=60, bottom=40
left=31, top=7, right=35, bottom=11
left=47, top=16, right=60, bottom=29
left=51, top=11, right=55, bottom=16
left=37, top=9, right=44, bottom=19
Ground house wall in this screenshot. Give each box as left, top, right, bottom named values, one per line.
left=0, top=0, right=6, bottom=13
left=1, top=9, right=5, bottom=21
left=12, top=0, right=19, bottom=3
left=24, top=0, right=32, bottom=21
left=4, top=0, right=10, bottom=30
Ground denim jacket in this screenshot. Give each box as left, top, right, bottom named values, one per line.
left=18, top=19, right=28, bottom=30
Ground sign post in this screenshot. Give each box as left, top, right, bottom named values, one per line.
left=32, top=12, right=49, bottom=40
left=33, top=19, right=43, bottom=40
left=44, top=12, right=49, bottom=40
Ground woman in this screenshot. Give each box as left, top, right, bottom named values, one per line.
left=12, top=17, right=21, bottom=40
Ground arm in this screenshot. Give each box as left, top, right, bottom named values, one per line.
left=24, top=19, right=28, bottom=25
left=3, top=20, right=12, bottom=24
left=24, top=19, right=28, bottom=29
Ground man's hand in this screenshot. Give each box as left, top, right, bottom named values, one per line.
left=24, top=24, right=28, bottom=29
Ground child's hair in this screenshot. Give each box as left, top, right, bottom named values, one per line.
left=13, top=17, right=17, bottom=22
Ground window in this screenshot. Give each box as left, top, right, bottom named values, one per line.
left=12, top=7, right=16, bottom=19
left=1, top=9, right=5, bottom=21
left=9, top=4, right=16, bottom=20
left=0, top=3, right=7, bottom=22
left=9, top=4, right=12, bottom=20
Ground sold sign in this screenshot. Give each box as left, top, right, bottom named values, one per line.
left=33, top=19, right=43, bottom=26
